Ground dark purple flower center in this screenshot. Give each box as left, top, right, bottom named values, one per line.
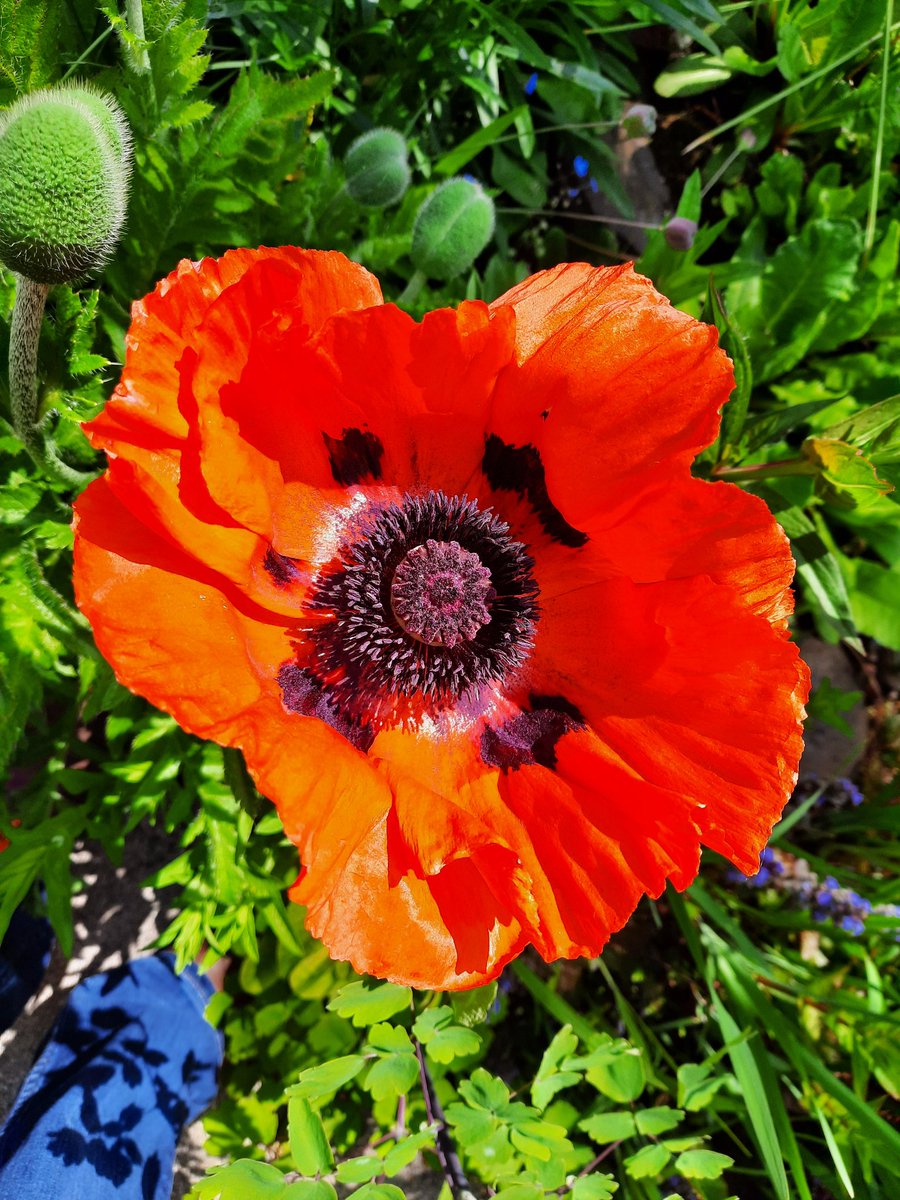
left=390, top=539, right=493, bottom=648
left=288, top=490, right=539, bottom=728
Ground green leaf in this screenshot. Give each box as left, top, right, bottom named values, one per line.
left=802, top=438, right=893, bottom=509
left=571, top=1175, right=619, bottom=1200
left=352, top=1187, right=407, bottom=1200
left=708, top=975, right=789, bottom=1200
left=579, top=1111, right=637, bottom=1142
left=747, top=220, right=863, bottom=381
left=806, top=677, right=863, bottom=736
left=364, top=1024, right=419, bottom=1102
left=759, top=492, right=859, bottom=645
left=288, top=1097, right=333, bottom=1176
left=434, top=107, right=528, bottom=176
left=327, top=980, right=412, bottom=1026
left=654, top=53, right=732, bottom=98
left=450, top=982, right=498, bottom=1027
left=575, top=1047, right=645, bottom=1104
left=288, top=1055, right=366, bottom=1100
left=509, top=1118, right=572, bottom=1163
left=674, top=1149, right=735, bottom=1179
left=459, top=1067, right=512, bottom=1113
left=845, top=559, right=900, bottom=649
left=676, top=1063, right=728, bottom=1112
left=190, top=1158, right=294, bottom=1198
left=381, top=1128, right=437, bottom=1174
left=624, top=1142, right=672, bottom=1179
left=412, top=1006, right=482, bottom=1064
left=707, top=280, right=753, bottom=460
left=635, top=1107, right=684, bottom=1136
left=532, top=1023, right=581, bottom=1110
left=335, top=1157, right=381, bottom=1184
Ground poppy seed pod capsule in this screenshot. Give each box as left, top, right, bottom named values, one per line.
left=411, top=177, right=495, bottom=280
left=0, top=83, right=132, bottom=284
left=344, top=128, right=411, bottom=208
left=664, top=217, right=698, bottom=251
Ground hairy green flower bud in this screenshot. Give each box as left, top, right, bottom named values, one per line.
left=0, top=83, right=132, bottom=284
left=411, top=177, right=495, bottom=281
left=344, top=128, right=410, bottom=208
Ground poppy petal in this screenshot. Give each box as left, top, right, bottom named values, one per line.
left=188, top=289, right=516, bottom=558
left=532, top=572, right=809, bottom=875
left=490, top=263, right=734, bottom=529
left=73, top=476, right=292, bottom=742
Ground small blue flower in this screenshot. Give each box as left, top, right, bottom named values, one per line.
left=567, top=187, right=581, bottom=199
left=839, top=778, right=864, bottom=806
left=524, top=72, right=539, bottom=96
left=747, top=866, right=771, bottom=887
left=760, top=847, right=776, bottom=865
left=840, top=915, right=865, bottom=936
left=462, top=173, right=477, bottom=184
left=823, top=875, right=840, bottom=891
left=573, top=155, right=590, bottom=179
left=813, top=909, right=829, bottom=923
left=589, top=176, right=599, bottom=194
left=815, top=889, right=833, bottom=907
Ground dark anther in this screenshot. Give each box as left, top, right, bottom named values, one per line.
left=323, top=427, right=384, bottom=486
left=278, top=663, right=374, bottom=751
left=482, top=434, right=587, bottom=548
left=263, top=546, right=302, bottom=588
left=481, top=695, right=584, bottom=771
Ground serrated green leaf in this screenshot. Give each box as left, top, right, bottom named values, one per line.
left=624, top=1142, right=672, bottom=1179
left=450, top=982, right=498, bottom=1028
left=675, top=1148, right=735, bottom=1179
left=289, top=1055, right=366, bottom=1100
left=413, top=1006, right=481, bottom=1064
left=328, top=980, right=412, bottom=1026
left=676, top=1063, right=728, bottom=1112
left=635, top=1107, right=684, bottom=1136
left=571, top=1175, right=619, bottom=1200
left=579, top=1111, right=636, bottom=1142
left=532, top=1023, right=581, bottom=1110
left=803, top=437, right=893, bottom=509
left=381, top=1128, right=437, bottom=1174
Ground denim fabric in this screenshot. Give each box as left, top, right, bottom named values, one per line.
left=0, top=909, right=54, bottom=1032
left=0, top=954, right=222, bottom=1199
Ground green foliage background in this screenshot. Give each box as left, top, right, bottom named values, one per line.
left=1, top=2, right=899, bottom=1198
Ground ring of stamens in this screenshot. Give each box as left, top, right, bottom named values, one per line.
left=294, top=491, right=539, bottom=728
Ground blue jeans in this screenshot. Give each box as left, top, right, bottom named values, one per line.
left=0, top=953, right=222, bottom=1199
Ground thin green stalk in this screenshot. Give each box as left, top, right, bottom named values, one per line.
left=864, top=0, right=895, bottom=260
left=496, top=206, right=659, bottom=231
left=397, top=268, right=426, bottom=308
left=60, top=24, right=114, bottom=81
left=712, top=457, right=818, bottom=482
left=683, top=21, right=900, bottom=153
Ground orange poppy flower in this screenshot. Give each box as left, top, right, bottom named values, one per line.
left=73, top=248, right=809, bottom=990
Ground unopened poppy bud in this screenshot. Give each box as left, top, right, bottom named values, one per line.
left=411, top=177, right=495, bottom=280
left=664, top=217, right=698, bottom=251
left=0, top=83, right=132, bottom=284
left=344, top=128, right=411, bottom=208
left=621, top=103, right=657, bottom=138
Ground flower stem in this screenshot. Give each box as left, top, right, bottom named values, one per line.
left=124, top=0, right=151, bottom=73
left=398, top=269, right=426, bottom=308
left=711, top=457, right=818, bottom=482
left=9, top=274, right=50, bottom=450
left=415, top=1039, right=473, bottom=1200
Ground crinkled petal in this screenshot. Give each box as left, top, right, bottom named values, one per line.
left=490, top=262, right=734, bottom=529
left=532, top=572, right=809, bottom=874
